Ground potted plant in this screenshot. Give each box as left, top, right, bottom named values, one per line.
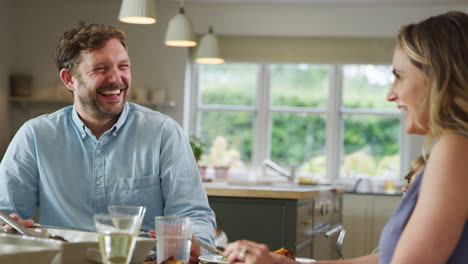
left=189, top=136, right=208, bottom=178
left=207, top=136, right=241, bottom=179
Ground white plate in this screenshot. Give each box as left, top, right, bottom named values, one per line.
left=199, top=254, right=315, bottom=263
left=24, top=227, right=154, bottom=264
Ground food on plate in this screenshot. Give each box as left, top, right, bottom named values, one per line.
left=144, top=256, right=158, bottom=264
left=273, top=247, right=295, bottom=259
left=159, top=256, right=184, bottom=264
left=48, top=235, right=68, bottom=242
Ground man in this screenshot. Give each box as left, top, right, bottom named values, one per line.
left=0, top=24, right=216, bottom=262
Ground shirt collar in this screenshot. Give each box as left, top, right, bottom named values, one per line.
left=72, top=102, right=130, bottom=140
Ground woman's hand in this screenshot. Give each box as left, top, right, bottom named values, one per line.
left=223, top=240, right=298, bottom=264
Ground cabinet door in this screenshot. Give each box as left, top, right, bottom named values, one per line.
left=369, top=195, right=401, bottom=248
left=296, top=201, right=314, bottom=246
left=208, top=197, right=298, bottom=250
left=342, top=194, right=401, bottom=259
left=296, top=243, right=313, bottom=258
left=342, top=194, right=371, bottom=258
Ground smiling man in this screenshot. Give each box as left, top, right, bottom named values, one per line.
left=0, top=24, right=216, bottom=263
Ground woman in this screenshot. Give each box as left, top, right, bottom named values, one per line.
left=223, top=10, right=468, bottom=264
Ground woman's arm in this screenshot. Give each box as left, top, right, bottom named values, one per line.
left=224, top=240, right=378, bottom=264
left=391, top=134, right=468, bottom=263
left=313, top=254, right=378, bottom=264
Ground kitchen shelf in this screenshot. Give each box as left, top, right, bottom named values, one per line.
left=8, top=96, right=176, bottom=109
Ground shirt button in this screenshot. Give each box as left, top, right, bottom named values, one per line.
left=81, top=134, right=86, bottom=138
left=96, top=149, right=101, bottom=154
left=113, top=132, right=117, bottom=137
left=96, top=180, right=101, bottom=185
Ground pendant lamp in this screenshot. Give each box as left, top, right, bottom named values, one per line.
left=165, top=5, right=197, bottom=47
left=195, top=27, right=224, bottom=64
left=119, top=0, right=157, bottom=24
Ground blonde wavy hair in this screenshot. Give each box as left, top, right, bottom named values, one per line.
left=397, top=11, right=468, bottom=151
left=404, top=154, right=429, bottom=183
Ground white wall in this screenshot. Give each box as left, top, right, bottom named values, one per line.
left=9, top=0, right=187, bottom=121
left=5, top=0, right=466, bottom=158
left=186, top=3, right=468, bottom=38
left=0, top=0, right=12, bottom=157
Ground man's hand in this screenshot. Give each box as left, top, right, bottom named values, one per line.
left=1, top=213, right=35, bottom=229
left=147, top=230, right=200, bottom=264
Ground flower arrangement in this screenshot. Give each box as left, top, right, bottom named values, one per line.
left=206, top=136, right=241, bottom=168
left=198, top=136, right=242, bottom=179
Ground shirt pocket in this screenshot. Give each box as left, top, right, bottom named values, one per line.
left=118, top=175, right=159, bottom=190
left=114, top=175, right=163, bottom=224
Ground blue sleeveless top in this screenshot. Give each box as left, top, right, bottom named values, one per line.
left=379, top=169, right=468, bottom=264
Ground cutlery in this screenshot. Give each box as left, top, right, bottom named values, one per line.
left=32, top=223, right=90, bottom=232
left=0, top=210, right=33, bottom=236
left=192, top=238, right=225, bottom=255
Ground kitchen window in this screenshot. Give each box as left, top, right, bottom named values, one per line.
left=190, top=62, right=401, bottom=181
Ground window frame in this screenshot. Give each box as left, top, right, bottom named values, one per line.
left=189, top=62, right=408, bottom=180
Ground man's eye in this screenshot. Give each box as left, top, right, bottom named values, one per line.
left=94, top=67, right=105, bottom=72
left=120, top=64, right=130, bottom=69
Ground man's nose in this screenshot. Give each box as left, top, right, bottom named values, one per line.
left=107, top=66, right=122, bottom=84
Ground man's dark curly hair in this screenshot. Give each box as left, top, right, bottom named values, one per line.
left=54, top=24, right=127, bottom=74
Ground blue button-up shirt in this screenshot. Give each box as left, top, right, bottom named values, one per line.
left=0, top=102, right=216, bottom=246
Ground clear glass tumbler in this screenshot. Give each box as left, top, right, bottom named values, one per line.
left=108, top=205, right=147, bottom=234
left=94, top=214, right=141, bottom=264
left=155, top=216, right=192, bottom=264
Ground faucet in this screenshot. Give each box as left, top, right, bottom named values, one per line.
left=352, top=178, right=363, bottom=192
left=263, top=159, right=296, bottom=183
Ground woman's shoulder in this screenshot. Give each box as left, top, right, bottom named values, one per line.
left=424, top=133, right=468, bottom=188
left=434, top=133, right=468, bottom=153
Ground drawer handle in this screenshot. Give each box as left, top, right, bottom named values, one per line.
left=303, top=219, right=312, bottom=225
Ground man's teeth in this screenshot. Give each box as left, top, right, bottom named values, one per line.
left=101, top=90, right=121, bottom=95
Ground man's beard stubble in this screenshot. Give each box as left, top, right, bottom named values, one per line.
left=77, top=83, right=129, bottom=120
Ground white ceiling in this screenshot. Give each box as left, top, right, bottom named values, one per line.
left=162, top=0, right=468, bottom=4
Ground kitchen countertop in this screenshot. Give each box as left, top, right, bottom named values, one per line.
left=203, top=181, right=344, bottom=200
left=345, top=190, right=403, bottom=196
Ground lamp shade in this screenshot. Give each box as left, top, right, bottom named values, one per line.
left=119, top=0, right=157, bottom=24
left=165, top=7, right=197, bottom=47
left=195, top=28, right=224, bottom=64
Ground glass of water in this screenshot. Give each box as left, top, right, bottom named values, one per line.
left=94, top=214, right=141, bottom=264
left=155, top=216, right=192, bottom=264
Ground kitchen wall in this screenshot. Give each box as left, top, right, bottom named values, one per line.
left=0, top=0, right=12, bottom=158
left=3, top=0, right=467, bottom=159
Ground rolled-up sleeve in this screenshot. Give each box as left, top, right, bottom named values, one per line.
left=0, top=122, right=39, bottom=219
left=158, top=120, right=217, bottom=247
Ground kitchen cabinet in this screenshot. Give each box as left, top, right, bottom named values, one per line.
left=342, top=193, right=401, bottom=258
left=204, top=183, right=344, bottom=260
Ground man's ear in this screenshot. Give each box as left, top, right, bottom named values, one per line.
left=59, top=68, right=76, bottom=93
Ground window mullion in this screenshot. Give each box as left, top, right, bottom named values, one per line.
left=189, top=62, right=200, bottom=136
left=326, top=65, right=342, bottom=181
left=252, top=64, right=270, bottom=171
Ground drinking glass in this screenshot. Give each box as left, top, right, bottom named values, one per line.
left=108, top=205, right=147, bottom=234
left=94, top=214, right=141, bottom=264
left=155, top=216, right=192, bottom=264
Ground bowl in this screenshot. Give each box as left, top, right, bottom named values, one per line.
left=3, top=227, right=155, bottom=264
left=0, top=234, right=61, bottom=264
left=36, top=227, right=156, bottom=264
